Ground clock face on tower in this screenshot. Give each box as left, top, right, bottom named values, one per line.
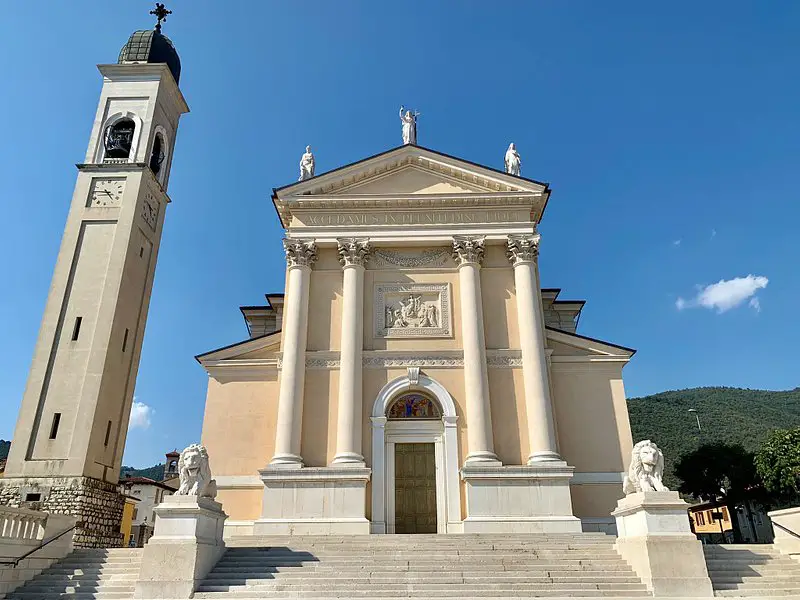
left=89, top=178, right=125, bottom=207
left=142, top=193, right=159, bottom=231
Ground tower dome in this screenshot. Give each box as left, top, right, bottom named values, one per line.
left=118, top=28, right=181, bottom=83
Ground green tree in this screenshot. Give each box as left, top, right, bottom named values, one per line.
left=674, top=442, right=762, bottom=542
left=755, top=427, right=800, bottom=505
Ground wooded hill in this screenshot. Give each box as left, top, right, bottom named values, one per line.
left=0, top=440, right=9, bottom=460
left=627, top=387, right=800, bottom=487
left=120, top=463, right=166, bottom=481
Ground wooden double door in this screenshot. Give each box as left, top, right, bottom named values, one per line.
left=394, top=443, right=437, bottom=534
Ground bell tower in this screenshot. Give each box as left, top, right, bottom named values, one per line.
left=0, top=7, right=189, bottom=547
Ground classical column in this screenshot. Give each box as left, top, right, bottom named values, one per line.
left=452, top=236, right=500, bottom=465
left=507, top=234, right=561, bottom=463
left=333, top=238, right=370, bottom=466
left=270, top=239, right=317, bottom=468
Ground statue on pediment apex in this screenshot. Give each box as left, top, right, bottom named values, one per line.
left=399, top=106, right=419, bottom=145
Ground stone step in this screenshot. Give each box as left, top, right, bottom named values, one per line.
left=225, top=548, right=619, bottom=560
left=8, top=593, right=133, bottom=600
left=714, top=590, right=800, bottom=597
left=197, top=581, right=650, bottom=591
left=17, top=584, right=135, bottom=593
left=58, top=557, right=142, bottom=565
left=193, top=590, right=651, bottom=598
left=707, top=564, right=800, bottom=575
left=32, top=571, right=139, bottom=580
left=208, top=563, right=636, bottom=573
left=204, top=573, right=645, bottom=583
left=713, top=582, right=800, bottom=591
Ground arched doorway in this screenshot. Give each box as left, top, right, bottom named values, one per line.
left=370, top=372, right=461, bottom=534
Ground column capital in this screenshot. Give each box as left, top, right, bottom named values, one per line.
left=337, top=238, right=371, bottom=267
left=452, top=235, right=486, bottom=266
left=506, top=233, right=541, bottom=266
left=283, top=238, right=317, bottom=268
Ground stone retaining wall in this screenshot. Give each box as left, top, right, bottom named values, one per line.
left=0, top=477, right=123, bottom=548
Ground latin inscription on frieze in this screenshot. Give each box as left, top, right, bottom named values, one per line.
left=298, top=210, right=528, bottom=227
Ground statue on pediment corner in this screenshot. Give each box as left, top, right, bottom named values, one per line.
left=299, top=145, right=315, bottom=181
left=505, top=142, right=521, bottom=176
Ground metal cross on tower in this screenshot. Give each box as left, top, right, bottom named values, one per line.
left=150, top=3, right=172, bottom=32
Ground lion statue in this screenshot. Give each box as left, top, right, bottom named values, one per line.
left=623, top=439, right=669, bottom=495
left=176, top=443, right=217, bottom=499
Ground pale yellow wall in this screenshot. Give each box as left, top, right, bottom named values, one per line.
left=217, top=489, right=263, bottom=521
left=570, top=483, right=624, bottom=519
left=488, top=367, right=527, bottom=465
left=200, top=378, right=279, bottom=476
left=550, top=363, right=633, bottom=474
left=307, top=248, right=343, bottom=352
left=301, top=369, right=340, bottom=466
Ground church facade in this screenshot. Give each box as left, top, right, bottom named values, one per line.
left=198, top=144, right=637, bottom=536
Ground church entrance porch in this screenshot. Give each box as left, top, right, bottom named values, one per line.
left=394, top=443, right=437, bottom=534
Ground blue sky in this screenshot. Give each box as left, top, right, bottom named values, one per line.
left=1, top=2, right=798, bottom=467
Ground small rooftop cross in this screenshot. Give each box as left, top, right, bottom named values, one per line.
left=150, top=3, right=172, bottom=32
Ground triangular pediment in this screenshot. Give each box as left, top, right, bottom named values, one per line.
left=546, top=327, right=636, bottom=361
left=275, top=144, right=548, bottom=199
left=334, top=164, right=489, bottom=195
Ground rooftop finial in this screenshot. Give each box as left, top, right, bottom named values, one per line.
left=150, top=3, right=172, bottom=33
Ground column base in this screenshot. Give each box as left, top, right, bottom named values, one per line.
left=460, top=462, right=581, bottom=534
left=331, top=452, right=366, bottom=468
left=464, top=450, right=502, bottom=467
left=527, top=450, right=562, bottom=463
left=255, top=466, right=371, bottom=535
left=269, top=453, right=304, bottom=468
left=612, top=491, right=713, bottom=597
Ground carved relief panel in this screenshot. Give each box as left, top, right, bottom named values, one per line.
left=374, top=283, right=452, bottom=339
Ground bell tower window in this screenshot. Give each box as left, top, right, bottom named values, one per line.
left=104, top=118, right=136, bottom=161
left=149, top=133, right=165, bottom=176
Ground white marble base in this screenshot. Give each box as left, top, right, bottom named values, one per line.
left=134, top=495, right=227, bottom=599
left=254, top=466, right=371, bottom=535
left=768, top=506, right=800, bottom=557
left=460, top=462, right=582, bottom=534
left=613, top=491, right=713, bottom=597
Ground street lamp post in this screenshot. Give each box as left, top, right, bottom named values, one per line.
left=688, top=408, right=702, bottom=433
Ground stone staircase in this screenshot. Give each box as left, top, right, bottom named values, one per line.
left=704, top=544, right=800, bottom=597
left=193, top=533, right=652, bottom=598
left=4, top=548, right=141, bottom=600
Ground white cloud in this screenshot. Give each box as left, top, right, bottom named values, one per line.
left=672, top=239, right=682, bottom=246
left=129, top=401, right=154, bottom=430
left=676, top=275, right=768, bottom=313
left=711, top=229, right=717, bottom=239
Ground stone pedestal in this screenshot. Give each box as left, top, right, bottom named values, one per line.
left=134, top=495, right=227, bottom=599
left=768, top=506, right=800, bottom=557
left=460, top=463, right=582, bottom=533
left=254, top=466, right=371, bottom=535
left=613, top=491, right=713, bottom=597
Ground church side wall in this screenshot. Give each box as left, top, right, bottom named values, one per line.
left=550, top=362, right=633, bottom=521
left=201, top=377, right=278, bottom=522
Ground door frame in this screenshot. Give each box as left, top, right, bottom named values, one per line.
left=370, top=371, right=461, bottom=534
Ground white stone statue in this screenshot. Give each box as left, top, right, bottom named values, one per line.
left=504, top=143, right=521, bottom=176
left=623, top=440, right=669, bottom=495
left=399, top=106, right=419, bottom=145
left=176, top=443, right=218, bottom=499
left=299, top=145, right=315, bottom=181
